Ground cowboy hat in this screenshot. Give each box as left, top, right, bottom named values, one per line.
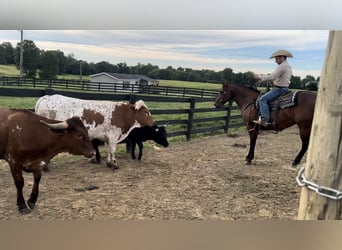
left=269, top=49, right=293, bottom=59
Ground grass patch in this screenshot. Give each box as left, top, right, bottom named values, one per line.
left=0, top=65, right=19, bottom=77
left=159, top=79, right=220, bottom=90
left=0, top=96, right=39, bottom=109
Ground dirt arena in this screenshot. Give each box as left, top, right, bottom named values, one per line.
left=0, top=126, right=304, bottom=220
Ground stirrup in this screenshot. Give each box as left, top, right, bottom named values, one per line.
left=253, top=117, right=270, bottom=127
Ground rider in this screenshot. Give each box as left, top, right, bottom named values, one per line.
left=253, top=49, right=293, bottom=127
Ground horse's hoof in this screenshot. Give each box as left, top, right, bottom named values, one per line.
left=282, top=165, right=298, bottom=171
left=244, top=160, right=252, bottom=165
left=292, top=162, right=299, bottom=167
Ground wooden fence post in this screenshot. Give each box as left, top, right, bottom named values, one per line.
left=224, top=100, right=233, bottom=133
left=186, top=98, right=196, bottom=141
left=297, top=31, right=342, bottom=220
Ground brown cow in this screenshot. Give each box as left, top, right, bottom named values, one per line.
left=0, top=108, right=95, bottom=214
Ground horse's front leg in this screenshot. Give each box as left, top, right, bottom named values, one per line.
left=245, top=127, right=259, bottom=165
left=27, top=169, right=41, bottom=210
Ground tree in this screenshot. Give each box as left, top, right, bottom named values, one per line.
left=289, top=75, right=301, bottom=89
left=0, top=42, right=15, bottom=64
left=15, top=40, right=40, bottom=78
left=54, top=50, right=67, bottom=74
left=159, top=66, right=174, bottom=80
left=117, top=62, right=130, bottom=73
left=93, top=61, right=116, bottom=73
left=301, top=75, right=315, bottom=89
left=0, top=44, right=6, bottom=64
left=65, top=53, right=80, bottom=74
left=222, top=67, right=234, bottom=82
left=298, top=31, right=342, bottom=220
left=38, top=50, right=59, bottom=79
left=305, top=81, right=318, bottom=91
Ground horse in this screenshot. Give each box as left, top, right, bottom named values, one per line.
left=214, top=82, right=317, bottom=167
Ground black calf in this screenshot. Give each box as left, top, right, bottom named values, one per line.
left=92, top=125, right=169, bottom=162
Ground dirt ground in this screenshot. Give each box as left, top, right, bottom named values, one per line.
left=0, top=126, right=304, bottom=220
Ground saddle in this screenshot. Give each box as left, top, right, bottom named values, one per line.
left=256, top=90, right=300, bottom=111
left=254, top=90, right=301, bottom=130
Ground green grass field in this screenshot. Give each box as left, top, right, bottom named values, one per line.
left=159, top=79, right=220, bottom=90
left=0, top=65, right=20, bottom=77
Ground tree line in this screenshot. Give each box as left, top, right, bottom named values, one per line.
left=0, top=40, right=319, bottom=90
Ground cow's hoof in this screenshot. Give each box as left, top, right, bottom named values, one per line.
left=27, top=200, right=36, bottom=210
left=19, top=207, right=31, bottom=214
left=106, top=162, right=119, bottom=169
left=244, top=160, right=252, bottom=165
left=42, top=165, right=50, bottom=172
left=89, top=159, right=101, bottom=164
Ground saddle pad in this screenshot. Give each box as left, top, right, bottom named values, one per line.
left=269, top=90, right=300, bottom=111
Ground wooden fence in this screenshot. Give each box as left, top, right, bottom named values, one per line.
left=0, top=83, right=245, bottom=141
left=0, top=76, right=218, bottom=98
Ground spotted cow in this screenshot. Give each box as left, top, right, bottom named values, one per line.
left=35, top=94, right=156, bottom=169
left=0, top=108, right=94, bottom=213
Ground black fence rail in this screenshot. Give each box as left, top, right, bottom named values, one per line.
left=0, top=76, right=218, bottom=98
left=0, top=86, right=244, bottom=141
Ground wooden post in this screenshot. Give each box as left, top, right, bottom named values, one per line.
left=224, top=100, right=233, bottom=133
left=186, top=98, right=195, bottom=141
left=298, top=31, right=342, bottom=219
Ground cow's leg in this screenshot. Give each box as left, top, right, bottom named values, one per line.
left=27, top=169, right=41, bottom=210
left=245, top=127, right=259, bottom=165
left=106, top=141, right=119, bottom=169
left=137, top=142, right=143, bottom=161
left=10, top=166, right=30, bottom=213
left=131, top=141, right=137, bottom=159
left=89, top=139, right=101, bottom=164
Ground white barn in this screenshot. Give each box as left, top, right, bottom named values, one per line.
left=89, top=72, right=159, bottom=92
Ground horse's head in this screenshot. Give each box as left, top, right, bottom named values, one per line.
left=214, top=84, right=235, bottom=108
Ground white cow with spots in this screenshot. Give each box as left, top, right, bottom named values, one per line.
left=35, top=94, right=155, bottom=168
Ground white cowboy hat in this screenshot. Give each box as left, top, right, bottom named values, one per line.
left=269, top=49, right=293, bottom=59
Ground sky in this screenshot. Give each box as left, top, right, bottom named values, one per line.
left=0, top=30, right=329, bottom=79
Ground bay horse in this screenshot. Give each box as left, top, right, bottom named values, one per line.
left=214, top=82, right=317, bottom=167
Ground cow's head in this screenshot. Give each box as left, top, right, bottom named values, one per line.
left=111, top=100, right=155, bottom=134
left=152, top=125, right=169, bottom=147
left=41, top=116, right=95, bottom=157
left=132, top=100, right=155, bottom=126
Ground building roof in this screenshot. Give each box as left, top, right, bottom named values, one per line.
left=90, top=72, right=157, bottom=81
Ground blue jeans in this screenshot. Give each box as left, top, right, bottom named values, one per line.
left=258, top=87, right=288, bottom=122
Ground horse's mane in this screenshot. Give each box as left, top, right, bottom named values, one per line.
left=223, top=82, right=260, bottom=94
